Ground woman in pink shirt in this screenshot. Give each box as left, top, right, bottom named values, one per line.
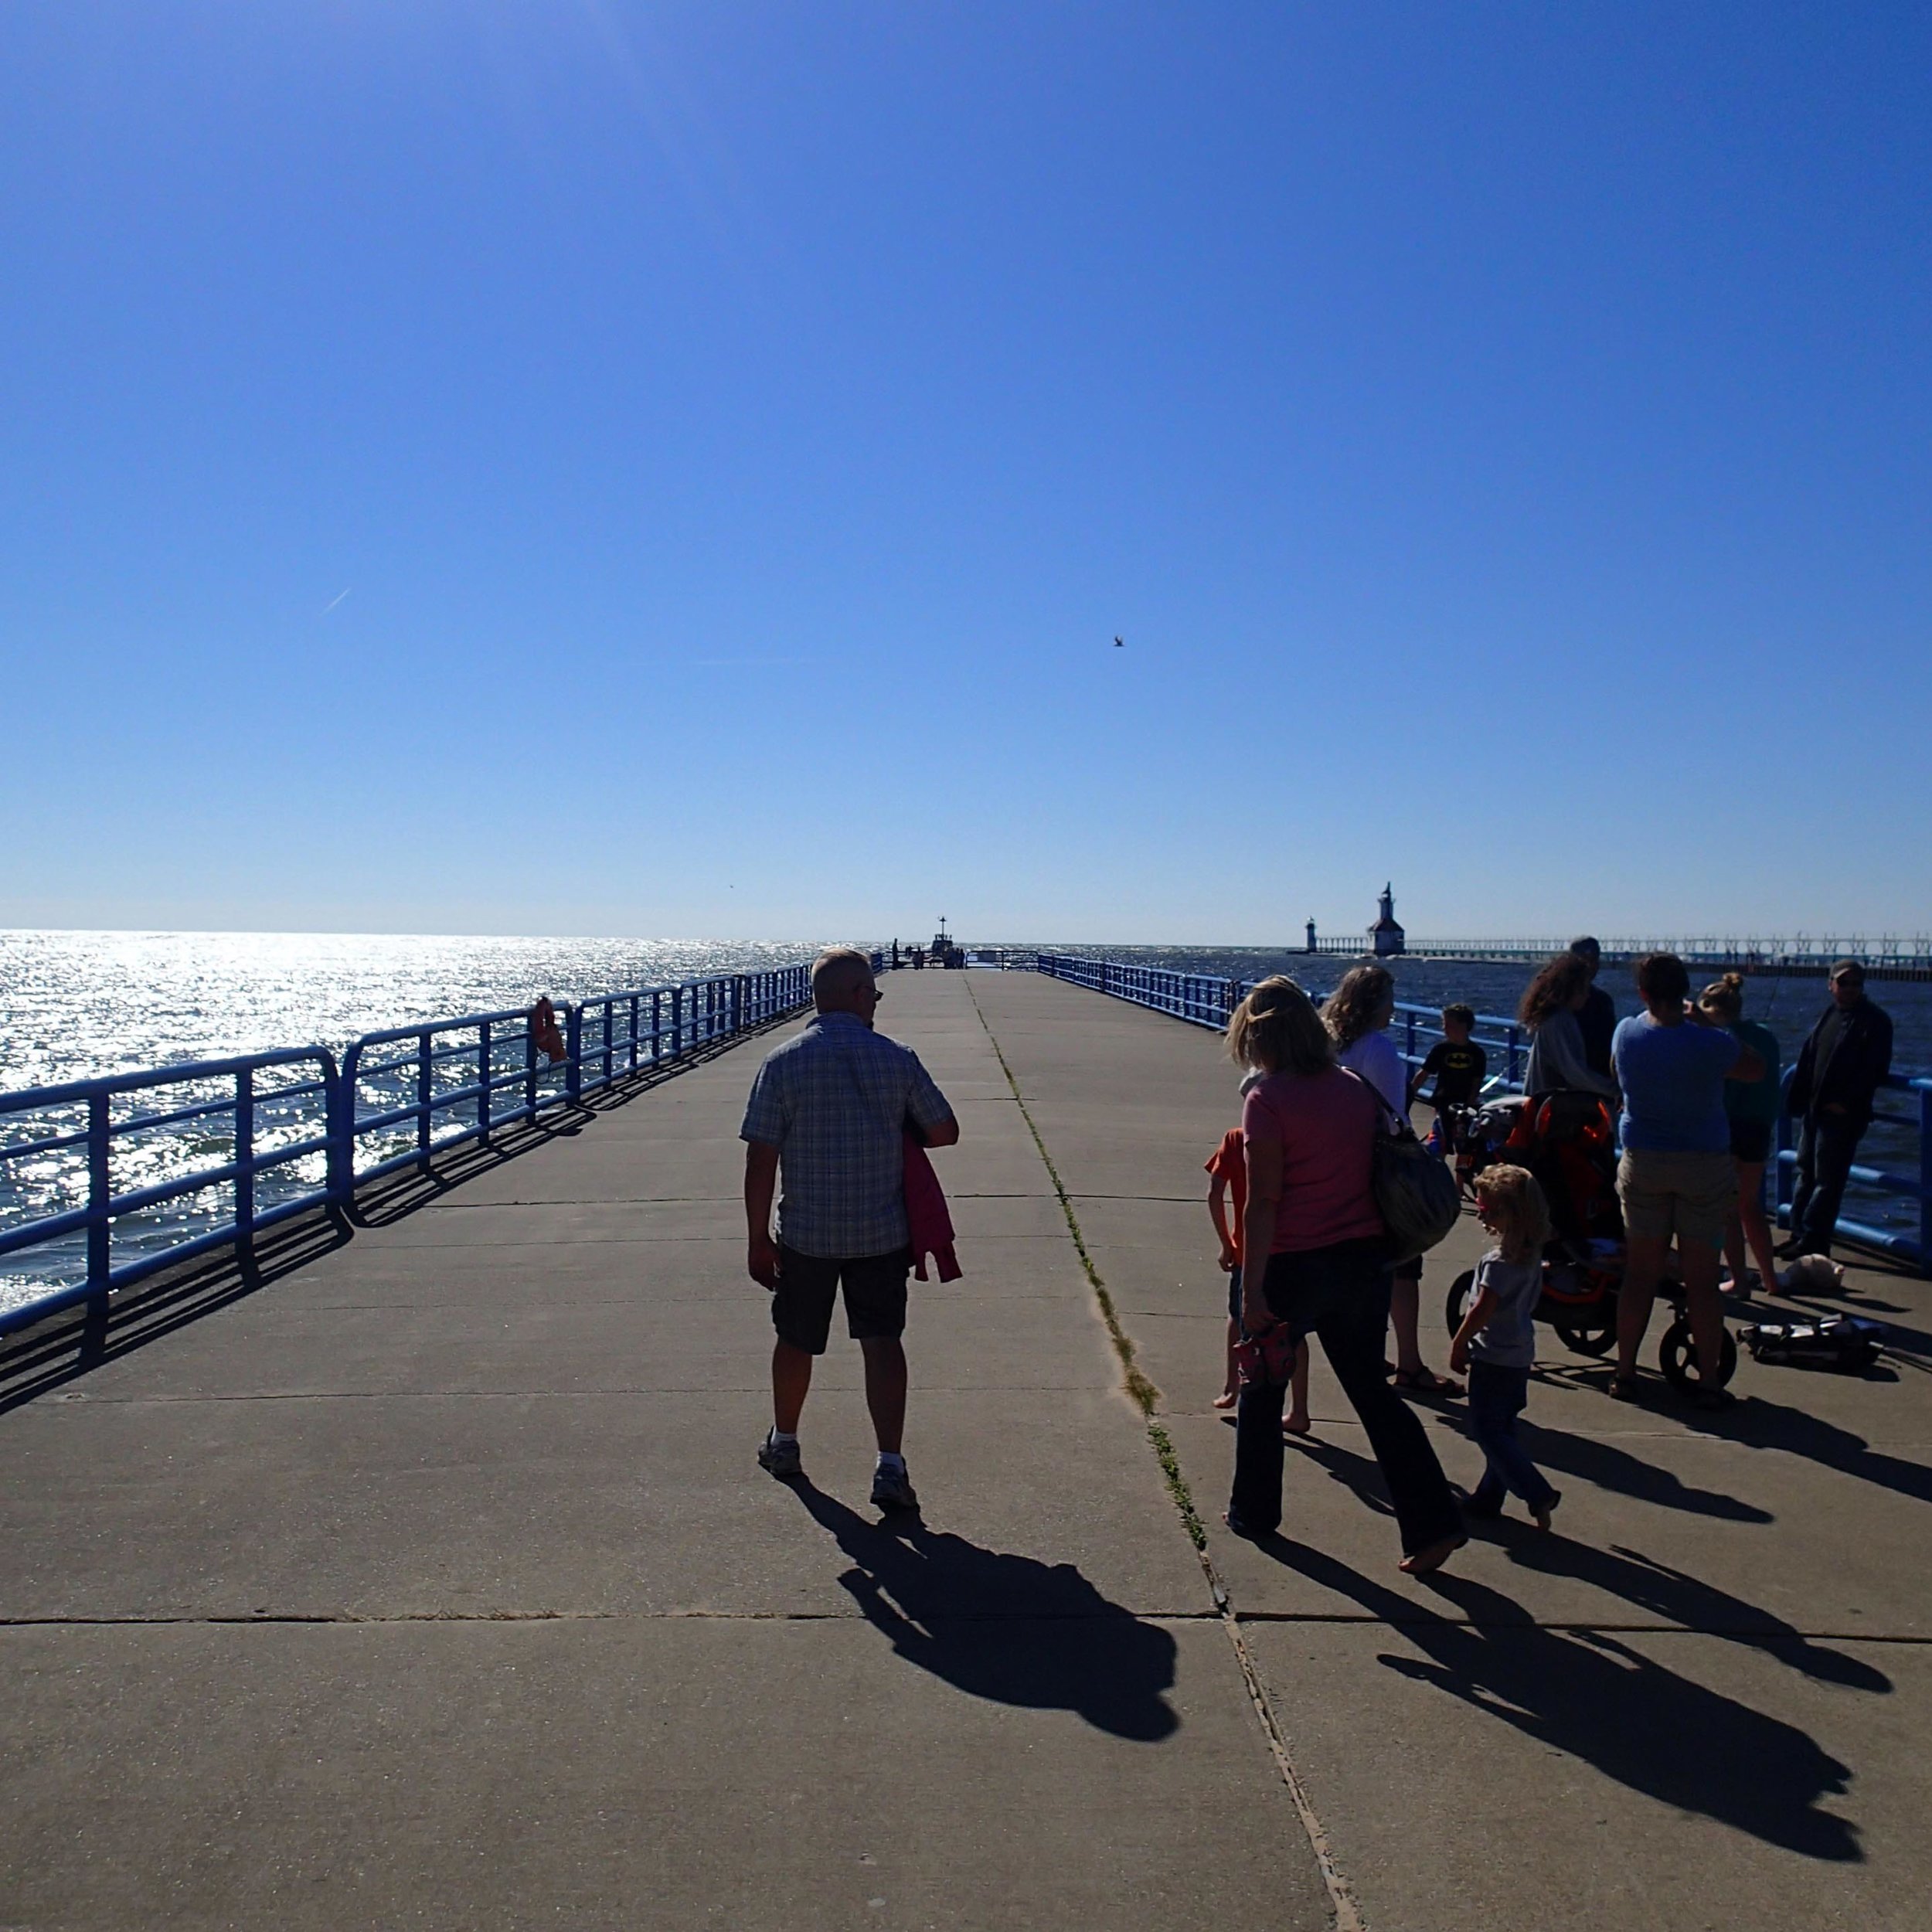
left=1227, top=977, right=1464, bottom=1573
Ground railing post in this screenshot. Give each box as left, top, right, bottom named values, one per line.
left=1506, top=1025, right=1522, bottom=1087
left=417, top=1033, right=434, bottom=1172
left=630, top=994, right=641, bottom=1073
left=603, top=1001, right=615, bottom=1088
left=1774, top=1068, right=1794, bottom=1230
left=523, top=1019, right=539, bottom=1120
left=733, top=975, right=744, bottom=1037
left=328, top=1054, right=354, bottom=1203
left=566, top=1004, right=583, bottom=1101
left=1404, top=1010, right=1417, bottom=1063
left=1920, top=1083, right=1931, bottom=1274
left=83, top=1090, right=111, bottom=1349
left=651, top=990, right=662, bottom=1065
left=234, top=1066, right=256, bottom=1246
left=673, top=987, right=685, bottom=1059
left=478, top=1019, right=493, bottom=1144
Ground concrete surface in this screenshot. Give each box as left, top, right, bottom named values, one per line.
left=3, top=968, right=1927, bottom=1929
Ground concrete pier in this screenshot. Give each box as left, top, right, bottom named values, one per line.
left=4, top=971, right=1930, bottom=1928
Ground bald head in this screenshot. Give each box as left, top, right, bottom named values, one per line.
left=811, top=947, right=879, bottom=1018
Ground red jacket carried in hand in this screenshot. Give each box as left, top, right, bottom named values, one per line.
left=903, top=1134, right=961, bottom=1282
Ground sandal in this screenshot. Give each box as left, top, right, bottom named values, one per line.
left=1608, top=1372, right=1641, bottom=1401
left=1393, top=1366, right=1464, bottom=1398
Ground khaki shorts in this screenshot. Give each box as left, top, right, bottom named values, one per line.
left=1617, top=1148, right=1735, bottom=1250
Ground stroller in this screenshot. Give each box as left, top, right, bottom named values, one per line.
left=1443, top=1090, right=1737, bottom=1390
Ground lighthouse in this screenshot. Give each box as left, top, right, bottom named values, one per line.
left=1368, top=883, right=1406, bottom=957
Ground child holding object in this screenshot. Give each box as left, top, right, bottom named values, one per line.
left=1449, top=1165, right=1561, bottom=1529
left=1208, top=1126, right=1309, bottom=1432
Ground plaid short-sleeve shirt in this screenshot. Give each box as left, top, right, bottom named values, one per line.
left=740, top=1012, right=955, bottom=1260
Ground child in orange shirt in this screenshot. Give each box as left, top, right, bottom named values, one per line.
left=1208, top=1128, right=1310, bottom=1433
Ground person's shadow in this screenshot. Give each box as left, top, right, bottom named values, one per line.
left=1252, top=1535, right=1864, bottom=1861
left=789, top=1481, right=1179, bottom=1742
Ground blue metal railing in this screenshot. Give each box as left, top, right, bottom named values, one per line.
left=1035, top=951, right=1927, bottom=1272
left=0, top=959, right=840, bottom=1340
left=0, top=1047, right=341, bottom=1335
left=1033, top=954, right=1526, bottom=1089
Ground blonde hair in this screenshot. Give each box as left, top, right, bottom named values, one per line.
left=1323, top=964, right=1394, bottom=1049
left=1699, top=971, right=1744, bottom=1022
left=1226, top=976, right=1334, bottom=1076
left=1474, top=1164, right=1551, bottom=1265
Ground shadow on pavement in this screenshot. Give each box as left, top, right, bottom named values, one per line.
left=1726, top=1396, right=1932, bottom=1509
left=0, top=1208, right=352, bottom=1417
left=1519, top=1420, right=1775, bottom=1523
left=1255, top=1537, right=1863, bottom=1862
left=791, top=1481, right=1180, bottom=1742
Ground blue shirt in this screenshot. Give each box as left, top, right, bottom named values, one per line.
left=740, top=1012, right=954, bottom=1259
left=1612, top=1013, right=1737, bottom=1153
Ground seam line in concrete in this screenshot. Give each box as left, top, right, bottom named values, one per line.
left=966, top=981, right=1366, bottom=1932
left=0, top=1609, right=1232, bottom=1629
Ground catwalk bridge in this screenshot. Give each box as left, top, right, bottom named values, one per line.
left=2, top=963, right=1930, bottom=1930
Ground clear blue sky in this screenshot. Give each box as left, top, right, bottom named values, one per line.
left=5, top=3, right=1928, bottom=943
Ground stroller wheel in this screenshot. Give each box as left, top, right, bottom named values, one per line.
left=1658, top=1318, right=1738, bottom=1392
left=1444, top=1270, right=1475, bottom=1336
left=1550, top=1308, right=1617, bottom=1357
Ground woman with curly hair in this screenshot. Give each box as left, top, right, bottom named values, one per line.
left=1323, top=963, right=1462, bottom=1399
left=1519, top=952, right=1619, bottom=1101
left=1224, top=976, right=1464, bottom=1573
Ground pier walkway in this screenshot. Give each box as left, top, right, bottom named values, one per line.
left=5, top=971, right=1930, bottom=1929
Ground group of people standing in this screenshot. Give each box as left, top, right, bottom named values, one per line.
left=1214, top=942, right=1897, bottom=1571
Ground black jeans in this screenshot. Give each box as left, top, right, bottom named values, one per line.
left=1791, top=1113, right=1866, bottom=1257
left=1229, top=1239, right=1464, bottom=1555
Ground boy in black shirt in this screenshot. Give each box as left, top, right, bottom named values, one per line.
left=1409, top=1005, right=1487, bottom=1113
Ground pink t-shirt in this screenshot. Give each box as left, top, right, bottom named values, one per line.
left=1239, top=1066, right=1383, bottom=1254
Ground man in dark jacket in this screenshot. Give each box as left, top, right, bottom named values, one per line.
left=1570, top=937, right=1617, bottom=1080
left=1781, top=961, right=1893, bottom=1259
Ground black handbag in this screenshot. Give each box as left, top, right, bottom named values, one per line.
left=1344, top=1069, right=1462, bottom=1264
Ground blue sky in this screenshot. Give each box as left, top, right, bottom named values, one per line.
left=4, top=2, right=1928, bottom=943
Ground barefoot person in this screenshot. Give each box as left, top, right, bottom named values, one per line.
left=1609, top=954, right=1764, bottom=1410
left=1224, top=977, right=1464, bottom=1575
left=740, top=948, right=958, bottom=1509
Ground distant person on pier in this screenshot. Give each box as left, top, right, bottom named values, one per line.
left=740, top=947, right=958, bottom=1509
left=1696, top=974, right=1782, bottom=1293
left=1519, top=953, right=1620, bottom=1103
left=1324, top=964, right=1461, bottom=1399
left=1223, top=977, right=1464, bottom=1574
left=1781, top=961, right=1893, bottom=1262
left=1610, top=954, right=1764, bottom=1409
left=1570, top=937, right=1617, bottom=1079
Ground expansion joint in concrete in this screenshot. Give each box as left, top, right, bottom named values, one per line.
left=966, top=980, right=1368, bottom=1932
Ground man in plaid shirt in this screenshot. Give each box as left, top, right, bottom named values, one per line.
left=741, top=947, right=958, bottom=1509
